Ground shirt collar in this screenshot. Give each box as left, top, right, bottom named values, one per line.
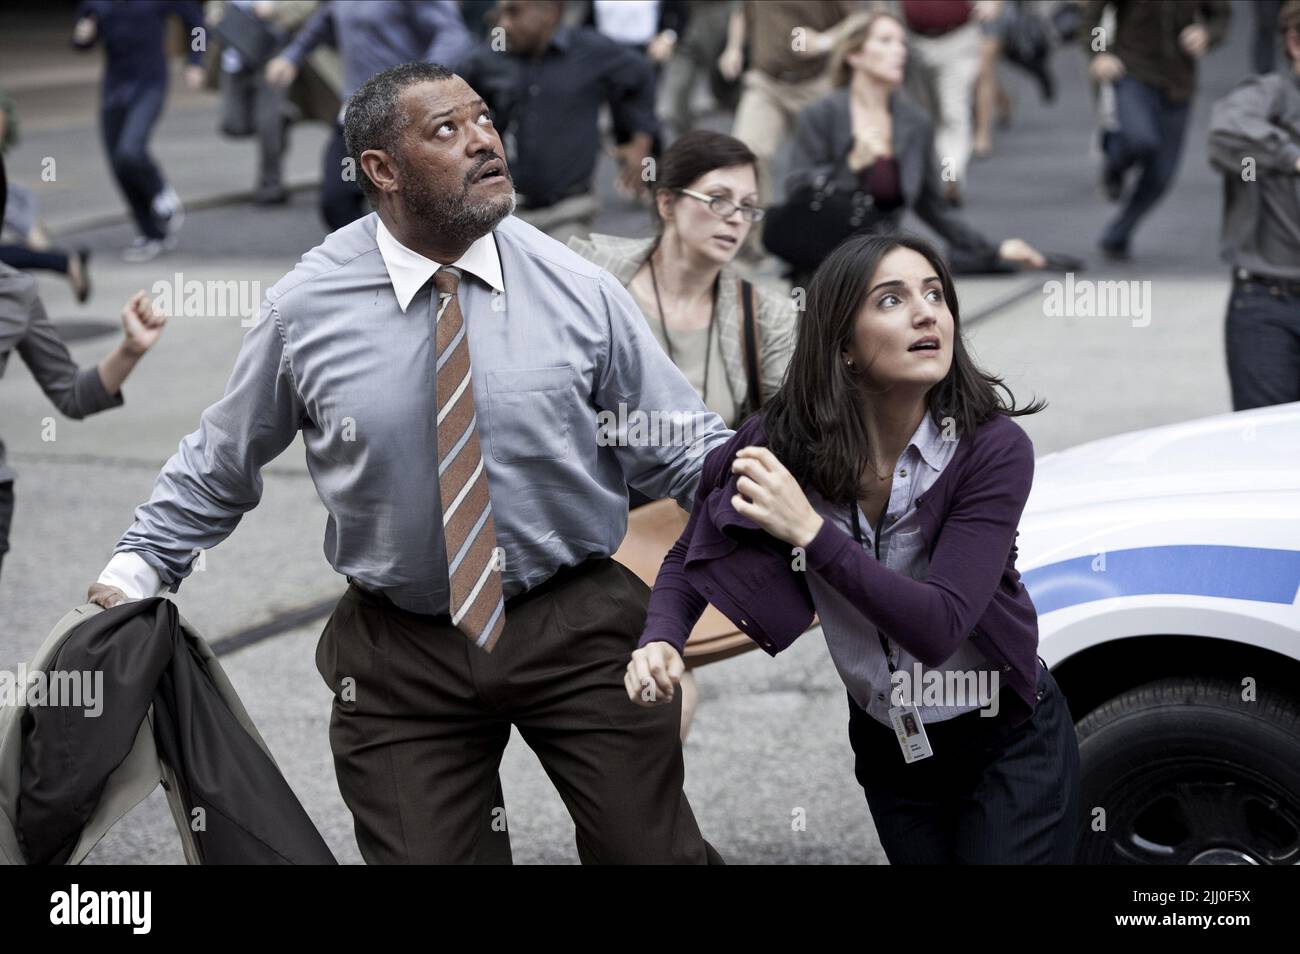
left=908, top=410, right=950, bottom=471
left=375, top=217, right=505, bottom=313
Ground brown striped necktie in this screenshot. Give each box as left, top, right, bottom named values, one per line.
left=433, top=266, right=505, bottom=652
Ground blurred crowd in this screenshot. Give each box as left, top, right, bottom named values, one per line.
left=1, top=0, right=1299, bottom=477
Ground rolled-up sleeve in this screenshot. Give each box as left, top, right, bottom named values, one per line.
left=591, top=273, right=732, bottom=512
left=113, top=301, right=305, bottom=589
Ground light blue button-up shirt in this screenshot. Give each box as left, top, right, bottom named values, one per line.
left=103, top=214, right=731, bottom=615
left=807, top=409, right=997, bottom=725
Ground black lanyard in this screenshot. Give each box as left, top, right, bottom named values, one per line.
left=850, top=503, right=898, bottom=675
left=649, top=259, right=730, bottom=410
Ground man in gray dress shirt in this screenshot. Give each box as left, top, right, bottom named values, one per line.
left=89, top=62, right=731, bottom=863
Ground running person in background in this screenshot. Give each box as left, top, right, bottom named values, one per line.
left=72, top=1, right=207, bottom=262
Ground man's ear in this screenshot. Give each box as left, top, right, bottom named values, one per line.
left=360, top=148, right=398, bottom=196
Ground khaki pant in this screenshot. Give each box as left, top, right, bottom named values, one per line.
left=908, top=22, right=984, bottom=188
left=732, top=69, right=831, bottom=206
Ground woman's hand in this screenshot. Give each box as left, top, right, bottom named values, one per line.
left=730, top=446, right=824, bottom=548
left=997, top=238, right=1047, bottom=269
left=626, top=642, right=685, bottom=706
left=848, top=125, right=891, bottom=172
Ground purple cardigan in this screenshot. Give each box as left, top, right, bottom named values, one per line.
left=639, top=411, right=1043, bottom=724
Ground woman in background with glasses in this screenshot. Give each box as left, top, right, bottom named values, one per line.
left=570, top=130, right=798, bottom=740
left=570, top=130, right=796, bottom=435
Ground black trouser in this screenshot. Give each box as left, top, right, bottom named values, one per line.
left=0, top=246, right=69, bottom=274
left=0, top=480, right=13, bottom=583
left=315, top=557, right=723, bottom=864
left=218, top=68, right=292, bottom=190
left=1100, top=75, right=1190, bottom=252
left=101, top=82, right=168, bottom=240
left=1225, top=273, right=1300, bottom=411
left=848, top=662, right=1080, bottom=864
left=320, top=122, right=367, bottom=232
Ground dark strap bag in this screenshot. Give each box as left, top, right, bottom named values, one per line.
left=762, top=174, right=890, bottom=272
left=735, top=278, right=763, bottom=420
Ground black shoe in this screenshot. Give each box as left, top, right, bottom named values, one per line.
left=254, top=184, right=289, bottom=206
left=69, top=247, right=92, bottom=303
left=1101, top=162, right=1125, bottom=202
left=1098, top=239, right=1130, bottom=262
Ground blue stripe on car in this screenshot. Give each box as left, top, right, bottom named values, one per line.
left=1021, top=545, right=1300, bottom=615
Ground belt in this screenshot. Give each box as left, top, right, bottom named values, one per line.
left=346, top=556, right=612, bottom=619
left=1234, top=267, right=1300, bottom=297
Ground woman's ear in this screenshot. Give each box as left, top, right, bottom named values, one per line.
left=655, top=187, right=676, bottom=224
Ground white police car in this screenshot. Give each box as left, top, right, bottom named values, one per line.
left=1017, top=401, right=1300, bottom=865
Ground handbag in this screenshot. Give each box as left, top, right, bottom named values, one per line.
left=762, top=173, right=889, bottom=272
left=212, top=3, right=280, bottom=70
left=734, top=278, right=763, bottom=421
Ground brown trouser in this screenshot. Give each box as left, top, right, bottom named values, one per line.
left=314, top=558, right=722, bottom=864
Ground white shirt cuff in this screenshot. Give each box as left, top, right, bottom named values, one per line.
left=98, top=552, right=166, bottom=601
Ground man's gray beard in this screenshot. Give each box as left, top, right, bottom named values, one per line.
left=399, top=169, right=516, bottom=246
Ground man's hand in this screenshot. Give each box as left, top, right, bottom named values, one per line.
left=717, top=44, right=743, bottom=82
left=1179, top=23, right=1209, bottom=58
left=998, top=237, right=1047, bottom=269
left=1089, top=52, right=1125, bottom=84
left=615, top=134, right=653, bottom=197
left=265, top=56, right=299, bottom=88
left=730, top=446, right=824, bottom=548
left=120, top=290, right=167, bottom=356
left=972, top=0, right=1004, bottom=24
left=88, top=582, right=128, bottom=609
left=183, top=63, right=206, bottom=91
left=72, top=16, right=97, bottom=46
left=647, top=30, right=676, bottom=64
left=626, top=641, right=685, bottom=705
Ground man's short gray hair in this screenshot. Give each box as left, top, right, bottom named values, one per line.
left=343, top=62, right=456, bottom=197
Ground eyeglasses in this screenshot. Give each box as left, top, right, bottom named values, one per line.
left=675, top=188, right=765, bottom=223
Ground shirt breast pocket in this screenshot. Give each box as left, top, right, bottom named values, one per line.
left=487, top=365, right=575, bottom=463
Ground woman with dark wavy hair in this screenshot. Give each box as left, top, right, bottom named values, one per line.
left=625, top=232, right=1081, bottom=864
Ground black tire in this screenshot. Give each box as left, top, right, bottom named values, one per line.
left=1074, top=676, right=1300, bottom=864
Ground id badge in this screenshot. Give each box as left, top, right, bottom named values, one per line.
left=888, top=705, right=934, bottom=763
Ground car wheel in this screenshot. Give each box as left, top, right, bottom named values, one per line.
left=1075, top=676, right=1300, bottom=864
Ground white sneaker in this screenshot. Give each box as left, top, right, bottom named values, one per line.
left=122, top=237, right=165, bottom=263
left=153, top=186, right=184, bottom=246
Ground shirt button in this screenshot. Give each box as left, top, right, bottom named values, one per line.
left=899, top=468, right=907, bottom=477
left=876, top=693, right=885, bottom=701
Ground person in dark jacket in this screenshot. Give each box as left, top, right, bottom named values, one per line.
left=627, top=232, right=1081, bottom=864
left=780, top=10, right=1045, bottom=281
left=1082, top=0, right=1231, bottom=260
